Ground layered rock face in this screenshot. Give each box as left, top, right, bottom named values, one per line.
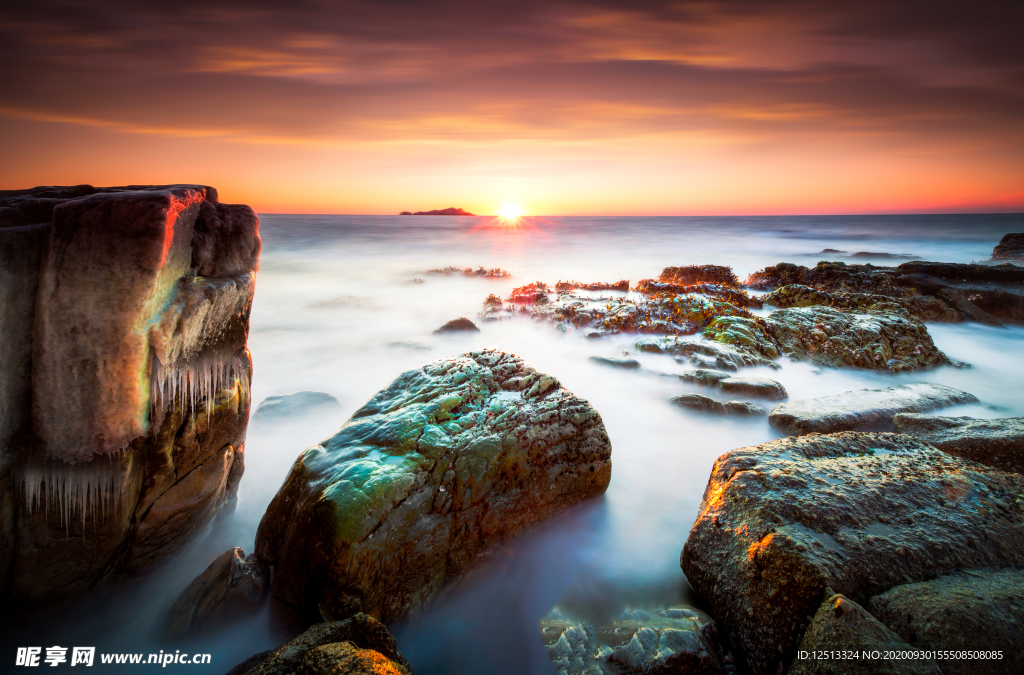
left=256, top=349, right=612, bottom=625
left=0, top=184, right=260, bottom=606
left=893, top=413, right=1024, bottom=473
left=680, top=432, right=1024, bottom=675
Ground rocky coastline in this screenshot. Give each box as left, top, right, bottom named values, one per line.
left=3, top=192, right=1022, bottom=675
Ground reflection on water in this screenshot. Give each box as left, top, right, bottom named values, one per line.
left=7, top=213, right=1023, bottom=673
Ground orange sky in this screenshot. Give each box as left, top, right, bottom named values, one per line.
left=2, top=1, right=1022, bottom=215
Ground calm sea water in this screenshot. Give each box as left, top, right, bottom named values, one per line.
left=9, top=214, right=1024, bottom=673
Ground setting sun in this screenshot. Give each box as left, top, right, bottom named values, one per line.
left=497, top=203, right=524, bottom=220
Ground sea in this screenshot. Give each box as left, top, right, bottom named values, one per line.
left=8, top=213, right=1024, bottom=673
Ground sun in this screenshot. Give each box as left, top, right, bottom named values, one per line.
left=497, top=202, right=524, bottom=220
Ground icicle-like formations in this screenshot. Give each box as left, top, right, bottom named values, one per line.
left=151, top=348, right=251, bottom=420
left=17, top=452, right=133, bottom=531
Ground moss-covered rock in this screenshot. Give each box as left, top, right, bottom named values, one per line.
left=256, top=349, right=612, bottom=625
left=680, top=432, right=1024, bottom=675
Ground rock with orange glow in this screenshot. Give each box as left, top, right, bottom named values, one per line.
left=229, top=613, right=412, bottom=675
left=660, top=265, right=739, bottom=287
left=0, top=184, right=260, bottom=606
left=680, top=431, right=1024, bottom=675
left=255, top=348, right=612, bottom=626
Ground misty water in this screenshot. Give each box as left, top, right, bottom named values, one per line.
left=8, top=214, right=1024, bottom=673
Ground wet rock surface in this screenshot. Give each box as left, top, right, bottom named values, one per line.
left=539, top=604, right=725, bottom=675
left=792, top=593, right=940, bottom=675
left=893, top=414, right=1024, bottom=474
left=869, top=569, right=1024, bottom=675
left=229, top=613, right=412, bottom=675
left=636, top=338, right=778, bottom=371
left=661, top=265, right=739, bottom=287
left=678, top=370, right=787, bottom=401
left=680, top=431, right=1024, bottom=675
left=763, top=284, right=961, bottom=323
left=991, top=233, right=1024, bottom=261
left=425, top=265, right=511, bottom=278
left=255, top=349, right=612, bottom=625
left=589, top=356, right=641, bottom=370
left=1, top=184, right=259, bottom=606
left=164, top=547, right=269, bottom=639
left=670, top=394, right=765, bottom=416
left=255, top=392, right=342, bottom=420
left=768, top=383, right=978, bottom=435
left=433, top=317, right=480, bottom=333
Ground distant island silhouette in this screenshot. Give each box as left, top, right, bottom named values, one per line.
left=399, top=207, right=474, bottom=216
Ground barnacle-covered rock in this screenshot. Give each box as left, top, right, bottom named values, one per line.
left=680, top=432, right=1024, bottom=675
left=256, top=349, right=612, bottom=624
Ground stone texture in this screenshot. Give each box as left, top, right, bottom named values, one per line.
left=769, top=384, right=977, bottom=436
left=0, top=185, right=260, bottom=607
left=589, top=356, right=641, bottom=369
left=678, top=370, right=787, bottom=401
left=893, top=414, right=1024, bottom=474
left=256, top=349, right=612, bottom=625
left=670, top=394, right=765, bottom=416
left=164, top=547, right=269, bottom=639
left=232, top=614, right=412, bottom=675
left=539, top=604, right=724, bottom=675
left=433, top=317, right=480, bottom=333
left=791, top=593, right=940, bottom=675
left=660, top=265, right=739, bottom=287
left=635, top=338, right=778, bottom=370
left=765, top=306, right=953, bottom=372
left=680, top=432, right=1024, bottom=675
left=869, top=569, right=1024, bottom=675
left=764, top=284, right=961, bottom=324
left=991, top=233, right=1024, bottom=261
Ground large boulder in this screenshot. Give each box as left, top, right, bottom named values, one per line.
left=164, top=547, right=269, bottom=639
left=255, top=349, right=612, bottom=625
left=768, top=383, right=977, bottom=436
left=869, top=569, right=1024, bottom=675
left=991, top=233, right=1024, bottom=261
left=1, top=185, right=260, bottom=606
left=764, top=306, right=953, bottom=371
left=791, top=593, right=940, bottom=675
left=660, top=265, right=739, bottom=287
left=893, top=414, right=1024, bottom=474
left=763, top=284, right=961, bottom=324
left=228, top=613, right=412, bottom=675
left=680, top=432, right=1024, bottom=675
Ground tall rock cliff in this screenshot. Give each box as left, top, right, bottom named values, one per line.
left=0, top=184, right=260, bottom=606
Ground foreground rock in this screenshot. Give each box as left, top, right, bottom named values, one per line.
left=256, top=349, right=612, bottom=625
left=680, top=432, right=1024, bottom=675
left=769, top=383, right=977, bottom=436
left=869, top=569, right=1024, bottom=674
left=434, top=317, right=480, bottom=333
left=791, top=593, right=940, bottom=675
left=228, top=613, right=411, bottom=675
left=254, top=392, right=342, bottom=420
left=893, top=414, right=1024, bottom=473
left=991, top=233, right=1024, bottom=261
left=1, top=185, right=259, bottom=606
left=164, top=548, right=269, bottom=639
left=540, top=604, right=726, bottom=675
left=678, top=370, right=787, bottom=401
left=670, top=394, right=764, bottom=416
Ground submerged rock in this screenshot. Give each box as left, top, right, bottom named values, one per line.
left=765, top=306, right=953, bottom=371
left=229, top=613, right=411, bottom=675
left=678, top=370, right=787, bottom=401
left=670, top=394, right=765, bottom=416
left=869, top=568, right=1024, bottom=674
left=255, top=349, right=612, bottom=624
left=991, top=233, right=1024, bottom=261
left=589, top=356, right=641, bottom=370
left=768, top=383, right=978, bottom=436
left=164, top=547, right=269, bottom=639
left=539, top=604, right=724, bottom=675
left=892, top=413, right=1024, bottom=473
left=791, top=593, right=940, bottom=675
left=254, top=392, right=342, bottom=420
left=434, top=317, right=480, bottom=333
left=680, top=431, right=1024, bottom=675
left=635, top=337, right=779, bottom=371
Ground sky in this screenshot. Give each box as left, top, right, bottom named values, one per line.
left=1, top=0, right=1022, bottom=215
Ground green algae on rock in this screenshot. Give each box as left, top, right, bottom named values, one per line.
left=791, top=594, right=940, bottom=675
left=255, top=349, right=612, bottom=625
left=680, top=432, right=1024, bottom=675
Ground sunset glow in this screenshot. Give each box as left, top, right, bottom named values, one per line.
left=498, top=203, right=525, bottom=220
